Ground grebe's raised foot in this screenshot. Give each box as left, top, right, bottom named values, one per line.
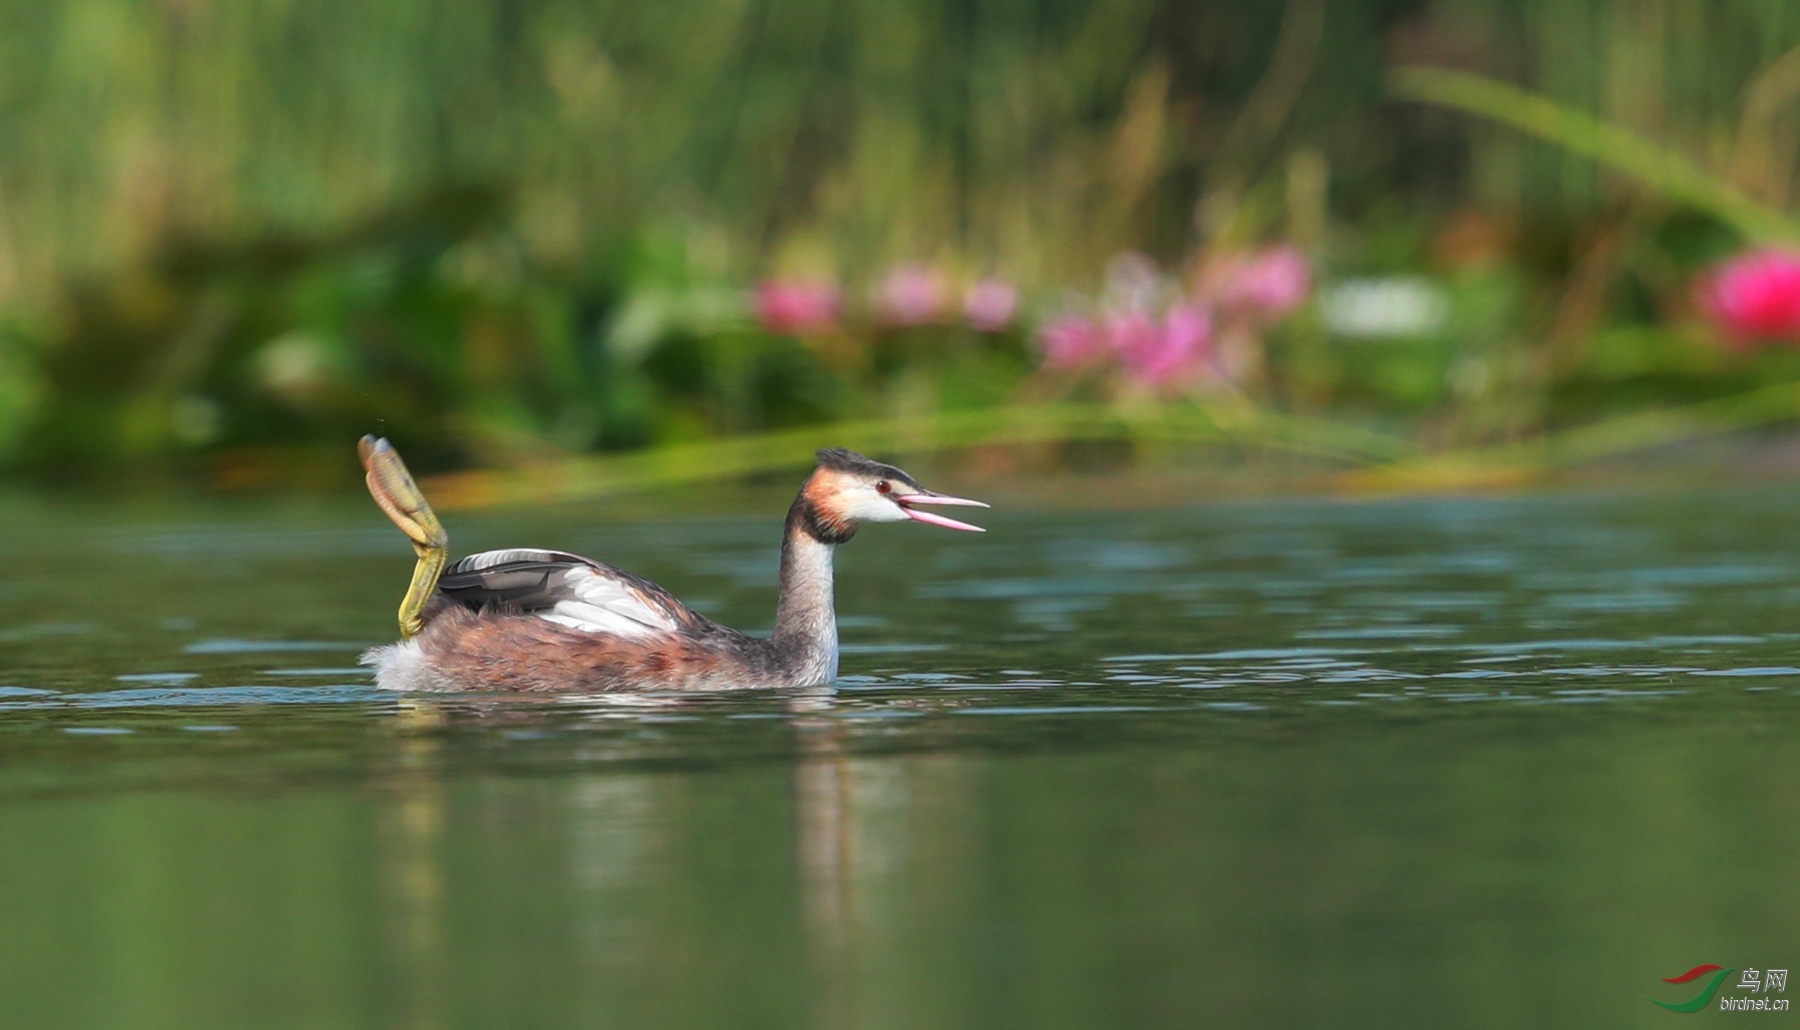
left=356, top=437, right=988, bottom=692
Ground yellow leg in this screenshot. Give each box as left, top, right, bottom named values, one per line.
left=358, top=435, right=449, bottom=639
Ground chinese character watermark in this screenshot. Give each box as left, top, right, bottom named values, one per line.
left=1650, top=964, right=1790, bottom=1013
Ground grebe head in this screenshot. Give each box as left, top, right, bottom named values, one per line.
left=802, top=448, right=989, bottom=538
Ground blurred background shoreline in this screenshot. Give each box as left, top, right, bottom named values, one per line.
left=10, top=0, right=1800, bottom=500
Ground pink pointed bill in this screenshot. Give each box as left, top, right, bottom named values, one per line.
left=894, top=492, right=989, bottom=532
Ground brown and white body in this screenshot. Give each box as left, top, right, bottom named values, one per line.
left=356, top=438, right=987, bottom=692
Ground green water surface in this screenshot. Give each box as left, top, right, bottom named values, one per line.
left=0, top=484, right=1794, bottom=1028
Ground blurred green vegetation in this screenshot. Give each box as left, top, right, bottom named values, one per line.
left=9, top=0, right=1800, bottom=490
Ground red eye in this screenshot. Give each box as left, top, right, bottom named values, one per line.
left=876, top=480, right=890, bottom=494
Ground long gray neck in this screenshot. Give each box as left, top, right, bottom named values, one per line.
left=772, top=507, right=839, bottom=686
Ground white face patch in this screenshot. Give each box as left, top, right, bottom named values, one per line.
left=812, top=471, right=910, bottom=525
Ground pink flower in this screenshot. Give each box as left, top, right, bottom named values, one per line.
left=964, top=279, right=1019, bottom=331
left=755, top=279, right=839, bottom=335
left=874, top=264, right=949, bottom=325
left=1220, top=246, right=1310, bottom=321
left=1102, top=312, right=1161, bottom=369
left=1116, top=304, right=1214, bottom=385
left=1038, top=315, right=1105, bottom=369
left=1698, top=249, right=1800, bottom=346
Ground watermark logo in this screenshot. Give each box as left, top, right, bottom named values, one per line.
left=1649, top=965, right=1734, bottom=1012
left=1649, top=965, right=1788, bottom=1013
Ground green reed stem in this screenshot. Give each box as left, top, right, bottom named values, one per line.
left=422, top=401, right=1419, bottom=507
left=1391, top=66, right=1800, bottom=243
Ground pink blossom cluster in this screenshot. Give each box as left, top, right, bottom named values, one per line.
left=1039, top=306, right=1215, bottom=385
left=963, top=278, right=1020, bottom=331
left=1697, top=249, right=1800, bottom=348
left=1213, top=246, right=1310, bottom=320
left=755, top=279, right=840, bottom=335
left=753, top=267, right=1020, bottom=336
left=1036, top=246, right=1311, bottom=389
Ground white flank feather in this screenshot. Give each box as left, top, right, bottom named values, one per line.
left=534, top=567, right=677, bottom=638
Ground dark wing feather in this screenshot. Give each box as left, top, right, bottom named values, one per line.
left=438, top=548, right=708, bottom=637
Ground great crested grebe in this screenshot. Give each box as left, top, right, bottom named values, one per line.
left=356, top=437, right=987, bottom=692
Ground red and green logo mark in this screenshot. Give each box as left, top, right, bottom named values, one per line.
left=1649, top=965, right=1734, bottom=1012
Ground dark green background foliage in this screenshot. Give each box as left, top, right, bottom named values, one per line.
left=5, top=0, right=1800, bottom=479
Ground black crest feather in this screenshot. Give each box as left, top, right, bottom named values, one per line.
left=814, top=448, right=876, bottom=472
left=814, top=448, right=913, bottom=484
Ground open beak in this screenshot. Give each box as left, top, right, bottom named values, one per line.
left=893, top=490, right=990, bottom=532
